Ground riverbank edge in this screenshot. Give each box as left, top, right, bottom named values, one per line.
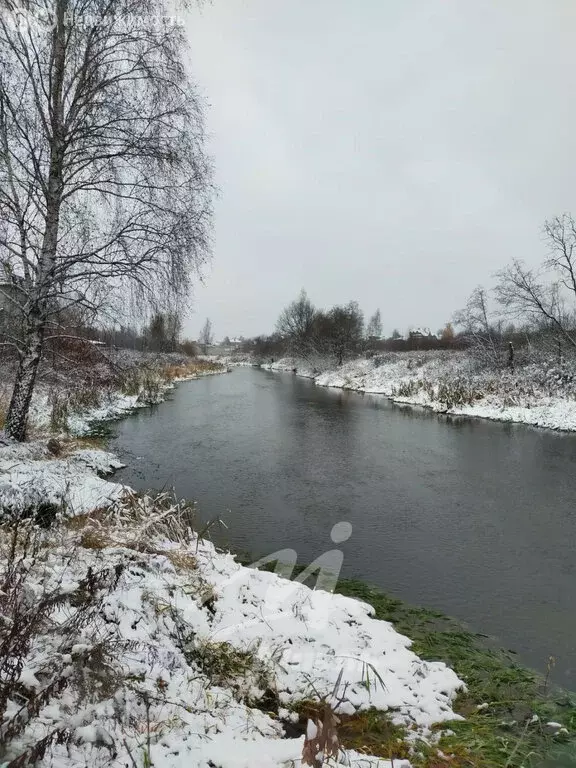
left=75, top=363, right=229, bottom=438
left=2, top=369, right=575, bottom=767
left=0, top=360, right=229, bottom=518
left=0, top=438, right=461, bottom=768
left=48, top=358, right=229, bottom=437
left=334, top=578, right=576, bottom=767
left=92, top=364, right=576, bottom=765
left=257, top=356, right=576, bottom=434
left=240, top=554, right=576, bottom=767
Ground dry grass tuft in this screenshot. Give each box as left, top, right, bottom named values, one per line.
left=162, top=360, right=224, bottom=381
left=59, top=436, right=107, bottom=455
left=163, top=550, right=197, bottom=571
left=65, top=509, right=108, bottom=531
left=79, top=528, right=197, bottom=569
left=72, top=492, right=198, bottom=572
left=79, top=527, right=113, bottom=550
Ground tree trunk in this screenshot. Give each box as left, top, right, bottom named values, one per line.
left=4, top=0, right=66, bottom=440
left=5, top=314, right=44, bottom=441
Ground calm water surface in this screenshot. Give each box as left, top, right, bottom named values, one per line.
left=111, top=367, right=576, bottom=685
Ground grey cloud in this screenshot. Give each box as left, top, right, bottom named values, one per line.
left=184, top=0, right=576, bottom=339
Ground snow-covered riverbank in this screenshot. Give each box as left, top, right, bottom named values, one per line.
left=0, top=441, right=465, bottom=765
left=0, top=355, right=227, bottom=438
left=261, top=353, right=576, bottom=432
left=0, top=358, right=227, bottom=516
left=0, top=439, right=125, bottom=516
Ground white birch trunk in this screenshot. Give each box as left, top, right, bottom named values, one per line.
left=4, top=313, right=44, bottom=441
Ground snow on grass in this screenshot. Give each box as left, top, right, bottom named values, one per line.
left=66, top=392, right=141, bottom=434
left=261, top=357, right=320, bottom=379
left=264, top=353, right=576, bottom=432
left=64, top=363, right=227, bottom=434
left=0, top=493, right=461, bottom=767
left=24, top=387, right=149, bottom=437
left=0, top=440, right=125, bottom=515
left=14, top=358, right=228, bottom=438
left=208, top=558, right=463, bottom=727
left=0, top=443, right=464, bottom=767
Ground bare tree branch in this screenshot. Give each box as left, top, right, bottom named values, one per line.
left=0, top=0, right=213, bottom=439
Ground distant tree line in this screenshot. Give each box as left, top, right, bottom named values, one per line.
left=241, top=291, right=467, bottom=365
left=21, top=309, right=198, bottom=356
left=97, top=311, right=198, bottom=355
left=242, top=212, right=576, bottom=371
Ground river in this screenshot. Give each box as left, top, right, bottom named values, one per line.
left=111, top=366, right=576, bottom=686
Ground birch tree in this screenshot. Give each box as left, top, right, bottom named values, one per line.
left=0, top=0, right=212, bottom=439
left=366, top=309, right=382, bottom=340
left=198, top=317, right=212, bottom=353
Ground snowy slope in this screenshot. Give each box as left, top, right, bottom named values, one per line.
left=0, top=441, right=125, bottom=515
left=0, top=443, right=465, bottom=767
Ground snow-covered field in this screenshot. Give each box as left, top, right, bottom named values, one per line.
left=261, top=352, right=576, bottom=432
left=0, top=435, right=465, bottom=766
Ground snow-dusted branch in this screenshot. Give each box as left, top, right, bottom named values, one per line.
left=0, top=0, right=214, bottom=439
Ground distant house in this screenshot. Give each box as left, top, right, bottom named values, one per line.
left=212, top=336, right=245, bottom=352
left=407, top=327, right=437, bottom=341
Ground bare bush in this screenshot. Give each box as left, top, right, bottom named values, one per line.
left=454, top=286, right=503, bottom=369
left=0, top=519, right=124, bottom=765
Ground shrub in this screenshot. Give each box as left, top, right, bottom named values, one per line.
left=0, top=520, right=124, bottom=765
left=180, top=339, right=198, bottom=357
left=394, top=378, right=433, bottom=398
left=119, top=367, right=164, bottom=403
left=437, top=378, right=484, bottom=408
left=185, top=640, right=268, bottom=691
left=68, top=386, right=103, bottom=411
left=49, top=391, right=69, bottom=433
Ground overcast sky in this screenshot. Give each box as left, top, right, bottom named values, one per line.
left=184, top=0, right=576, bottom=340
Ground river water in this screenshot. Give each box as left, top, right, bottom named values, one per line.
left=111, top=367, right=576, bottom=686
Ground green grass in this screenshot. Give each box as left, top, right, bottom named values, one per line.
left=242, top=557, right=576, bottom=766
left=334, top=579, right=576, bottom=767
left=182, top=639, right=273, bottom=703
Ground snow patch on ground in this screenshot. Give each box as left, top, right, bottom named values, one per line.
left=0, top=441, right=125, bottom=515
left=66, top=392, right=142, bottom=434
left=24, top=389, right=149, bottom=437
